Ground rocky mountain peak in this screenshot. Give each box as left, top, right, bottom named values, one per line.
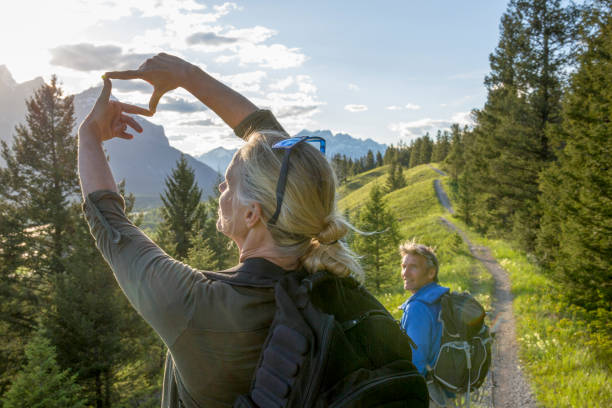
left=0, top=65, right=17, bottom=89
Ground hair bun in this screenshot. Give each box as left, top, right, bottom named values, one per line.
left=316, top=214, right=348, bottom=245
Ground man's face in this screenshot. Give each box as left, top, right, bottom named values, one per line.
left=401, top=253, right=436, bottom=294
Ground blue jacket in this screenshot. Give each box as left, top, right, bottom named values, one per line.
left=399, top=282, right=449, bottom=376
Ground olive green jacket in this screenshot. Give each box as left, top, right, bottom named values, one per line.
left=83, top=110, right=288, bottom=407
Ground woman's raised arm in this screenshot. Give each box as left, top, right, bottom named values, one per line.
left=78, top=77, right=151, bottom=198
left=105, top=53, right=258, bottom=130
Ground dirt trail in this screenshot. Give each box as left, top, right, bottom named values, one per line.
left=434, top=179, right=455, bottom=215
left=428, top=164, right=448, bottom=176
left=430, top=171, right=537, bottom=407
left=440, top=218, right=537, bottom=408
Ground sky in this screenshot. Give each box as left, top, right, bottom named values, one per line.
left=0, top=0, right=509, bottom=156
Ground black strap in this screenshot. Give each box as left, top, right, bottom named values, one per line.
left=268, top=138, right=308, bottom=225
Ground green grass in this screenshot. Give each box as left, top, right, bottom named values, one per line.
left=445, top=192, right=611, bottom=407
left=338, top=164, right=493, bottom=319
left=338, top=165, right=389, bottom=198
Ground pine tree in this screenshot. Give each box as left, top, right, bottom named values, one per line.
left=455, top=129, right=478, bottom=226
left=2, top=327, right=85, bottom=408
left=383, top=145, right=397, bottom=165
left=537, top=2, right=612, bottom=308
left=444, top=124, right=464, bottom=186
left=331, top=154, right=349, bottom=184
left=186, top=234, right=217, bottom=270
left=409, top=138, right=422, bottom=168
left=432, top=130, right=451, bottom=162
left=352, top=185, right=401, bottom=291
left=376, top=151, right=384, bottom=167
left=418, top=133, right=434, bottom=164
left=0, top=77, right=79, bottom=394
left=468, top=0, right=577, bottom=249
left=157, top=155, right=204, bottom=260
left=0, top=75, right=79, bottom=277
left=385, top=162, right=406, bottom=193
left=365, top=150, right=375, bottom=170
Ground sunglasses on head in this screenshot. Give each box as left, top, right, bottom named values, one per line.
left=268, top=136, right=326, bottom=225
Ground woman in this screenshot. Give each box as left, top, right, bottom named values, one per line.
left=78, top=53, right=362, bottom=407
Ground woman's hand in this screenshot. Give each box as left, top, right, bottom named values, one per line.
left=79, top=76, right=151, bottom=144
left=104, top=53, right=195, bottom=114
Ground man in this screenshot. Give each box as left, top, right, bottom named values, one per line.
left=398, top=240, right=452, bottom=407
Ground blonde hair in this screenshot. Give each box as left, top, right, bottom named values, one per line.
left=399, top=239, right=439, bottom=282
left=233, top=130, right=363, bottom=279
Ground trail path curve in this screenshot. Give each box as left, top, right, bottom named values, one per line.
left=429, top=164, right=448, bottom=176
left=430, top=170, right=537, bottom=407
left=434, top=179, right=455, bottom=215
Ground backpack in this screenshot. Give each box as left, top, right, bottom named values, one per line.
left=430, top=292, right=492, bottom=405
left=208, top=269, right=429, bottom=408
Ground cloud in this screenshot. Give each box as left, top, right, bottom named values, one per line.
left=176, top=1, right=240, bottom=22
left=218, top=70, right=267, bottom=92
left=186, top=32, right=238, bottom=46
left=385, top=103, right=421, bottom=111
left=168, top=134, right=188, bottom=141
left=112, top=79, right=153, bottom=93
left=157, top=96, right=207, bottom=113
left=215, top=42, right=307, bottom=69
left=277, top=105, right=319, bottom=119
left=451, top=111, right=473, bottom=125
left=388, top=112, right=473, bottom=140
left=49, top=43, right=153, bottom=71
left=225, top=25, right=276, bottom=44
left=345, top=104, right=368, bottom=112
left=348, top=83, right=359, bottom=91
left=296, top=75, right=317, bottom=94
left=270, top=76, right=294, bottom=91
left=179, top=119, right=217, bottom=126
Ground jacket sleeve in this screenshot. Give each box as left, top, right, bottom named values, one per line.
left=402, top=301, right=434, bottom=376
left=82, top=190, right=202, bottom=347
left=233, top=109, right=289, bottom=140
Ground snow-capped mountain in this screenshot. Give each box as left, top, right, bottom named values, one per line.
left=196, top=147, right=236, bottom=175
left=0, top=65, right=45, bottom=151
left=0, top=68, right=218, bottom=209
left=194, top=130, right=387, bottom=175
left=295, top=129, right=387, bottom=159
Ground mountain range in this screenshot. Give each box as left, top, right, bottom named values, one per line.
left=196, top=130, right=387, bottom=175
left=0, top=67, right=219, bottom=209
left=0, top=65, right=45, bottom=153
left=1, top=67, right=387, bottom=208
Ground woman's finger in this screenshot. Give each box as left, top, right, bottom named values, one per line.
left=118, top=131, right=134, bottom=140
left=105, top=70, right=143, bottom=80
left=149, top=88, right=165, bottom=114
left=120, top=114, right=143, bottom=133
left=93, top=77, right=112, bottom=112
left=118, top=102, right=153, bottom=117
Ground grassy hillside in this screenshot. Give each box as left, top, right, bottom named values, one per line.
left=339, top=164, right=493, bottom=319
